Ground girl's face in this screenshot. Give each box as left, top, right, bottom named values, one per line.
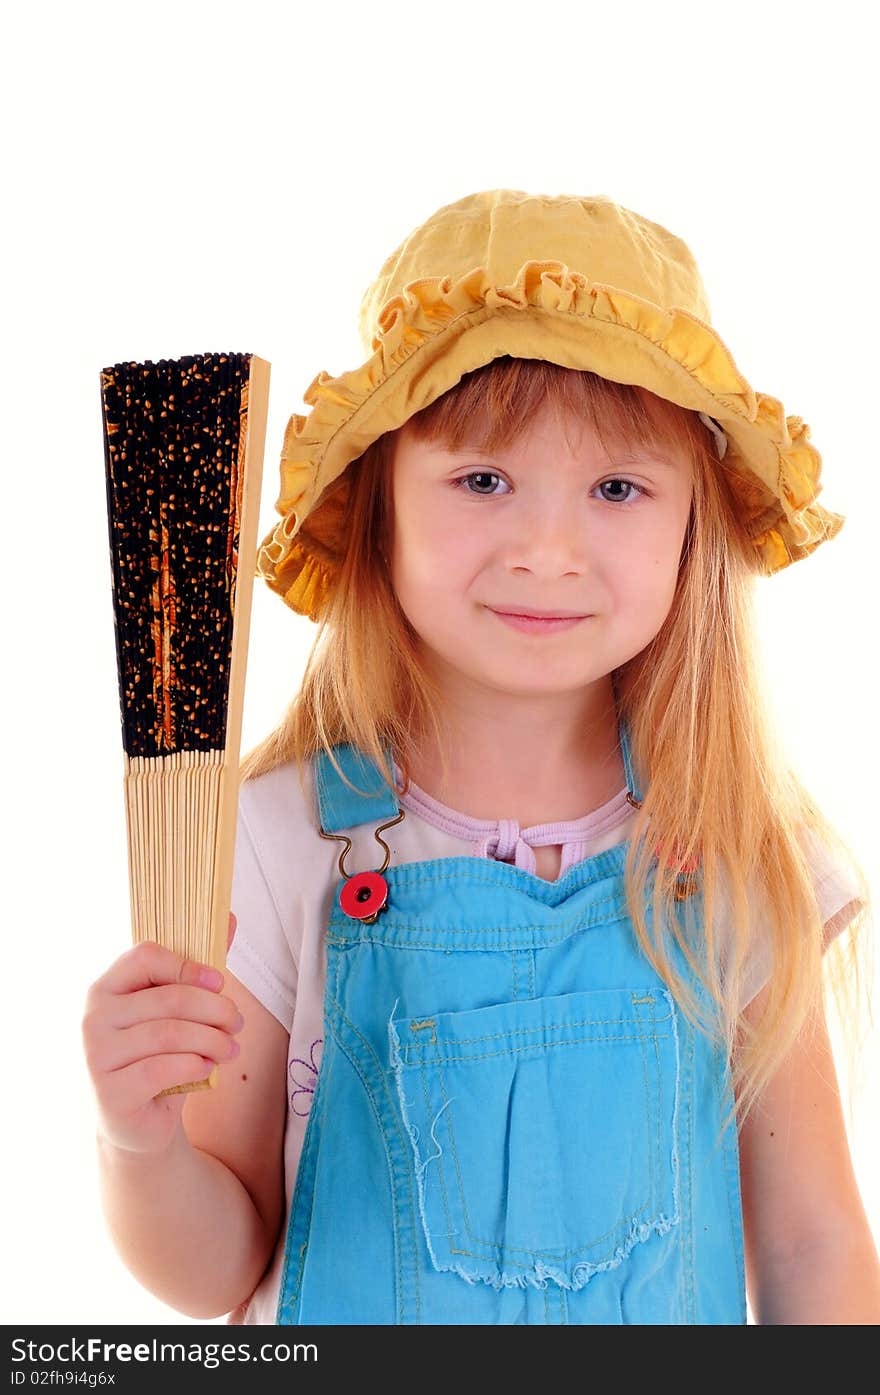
left=389, top=402, right=694, bottom=704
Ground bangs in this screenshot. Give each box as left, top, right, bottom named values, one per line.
left=395, top=356, right=708, bottom=464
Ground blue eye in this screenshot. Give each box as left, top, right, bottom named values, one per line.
left=595, top=478, right=648, bottom=505
left=451, top=473, right=650, bottom=504
left=452, top=471, right=510, bottom=496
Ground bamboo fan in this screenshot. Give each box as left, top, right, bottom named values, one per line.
left=100, top=351, right=270, bottom=1096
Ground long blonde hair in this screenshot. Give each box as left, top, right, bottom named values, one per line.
left=241, top=356, right=873, bottom=1133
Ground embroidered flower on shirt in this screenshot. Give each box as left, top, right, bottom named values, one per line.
left=289, top=1037, right=323, bottom=1116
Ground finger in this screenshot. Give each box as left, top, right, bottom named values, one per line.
left=102, top=1018, right=242, bottom=1075
left=100, top=980, right=242, bottom=1035
left=95, top=940, right=224, bottom=1000
left=227, top=911, right=237, bottom=952
left=101, top=1052, right=217, bottom=1108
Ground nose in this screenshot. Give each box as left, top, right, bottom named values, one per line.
left=506, top=494, right=589, bottom=579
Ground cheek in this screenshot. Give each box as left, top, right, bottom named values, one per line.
left=633, top=546, right=680, bottom=619
left=617, top=543, right=682, bottom=620
left=395, top=505, right=481, bottom=596
left=391, top=521, right=486, bottom=653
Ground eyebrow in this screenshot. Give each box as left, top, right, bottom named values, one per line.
left=605, top=450, right=678, bottom=469
left=454, top=445, right=679, bottom=468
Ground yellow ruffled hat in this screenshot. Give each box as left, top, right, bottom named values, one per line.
left=257, top=188, right=844, bottom=621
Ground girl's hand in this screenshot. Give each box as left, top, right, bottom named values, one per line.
left=82, top=912, right=242, bottom=1158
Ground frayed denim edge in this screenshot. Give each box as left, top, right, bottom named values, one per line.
left=388, top=998, right=454, bottom=1279
left=387, top=993, right=682, bottom=1294
left=663, top=985, right=682, bottom=1228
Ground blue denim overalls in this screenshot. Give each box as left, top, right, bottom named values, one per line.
left=275, top=711, right=747, bottom=1325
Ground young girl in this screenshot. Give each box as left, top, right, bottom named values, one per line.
left=85, top=188, right=879, bottom=1325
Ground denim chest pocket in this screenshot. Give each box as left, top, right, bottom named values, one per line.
left=388, top=986, right=681, bottom=1292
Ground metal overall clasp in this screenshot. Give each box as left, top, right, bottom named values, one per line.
left=626, top=789, right=699, bottom=901
left=318, top=808, right=407, bottom=923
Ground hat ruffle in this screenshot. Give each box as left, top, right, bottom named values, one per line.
left=257, top=260, right=844, bottom=620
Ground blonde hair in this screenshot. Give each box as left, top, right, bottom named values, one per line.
left=241, top=356, right=873, bottom=1134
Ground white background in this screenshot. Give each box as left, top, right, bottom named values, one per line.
left=2, top=0, right=876, bottom=1326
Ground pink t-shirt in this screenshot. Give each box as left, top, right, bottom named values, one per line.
left=222, top=754, right=863, bottom=1325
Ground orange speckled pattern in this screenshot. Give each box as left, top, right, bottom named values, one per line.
left=100, top=352, right=251, bottom=758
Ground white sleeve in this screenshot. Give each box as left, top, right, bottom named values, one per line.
left=225, top=794, right=298, bottom=1032
left=802, top=824, right=866, bottom=949
left=736, top=826, right=866, bottom=1013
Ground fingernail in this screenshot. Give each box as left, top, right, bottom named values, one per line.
left=200, top=967, right=223, bottom=989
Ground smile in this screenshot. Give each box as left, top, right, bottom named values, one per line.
left=488, top=609, right=592, bottom=635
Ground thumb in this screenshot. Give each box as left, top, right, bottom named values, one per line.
left=227, top=911, right=237, bottom=951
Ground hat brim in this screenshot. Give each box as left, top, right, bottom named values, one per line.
left=257, top=263, right=844, bottom=620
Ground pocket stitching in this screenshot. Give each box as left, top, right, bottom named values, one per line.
left=400, top=1007, right=673, bottom=1063
left=428, top=1015, right=664, bottom=1264
left=407, top=1029, right=671, bottom=1068
left=390, top=987, right=683, bottom=1290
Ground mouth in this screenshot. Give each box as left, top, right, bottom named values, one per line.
left=488, top=607, right=592, bottom=634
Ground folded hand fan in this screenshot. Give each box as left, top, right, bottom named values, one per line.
left=99, top=351, right=270, bottom=1095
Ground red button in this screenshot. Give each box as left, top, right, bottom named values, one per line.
left=340, top=870, right=389, bottom=921
left=653, top=840, right=700, bottom=874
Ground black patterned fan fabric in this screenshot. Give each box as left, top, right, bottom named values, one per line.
left=100, top=352, right=252, bottom=758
